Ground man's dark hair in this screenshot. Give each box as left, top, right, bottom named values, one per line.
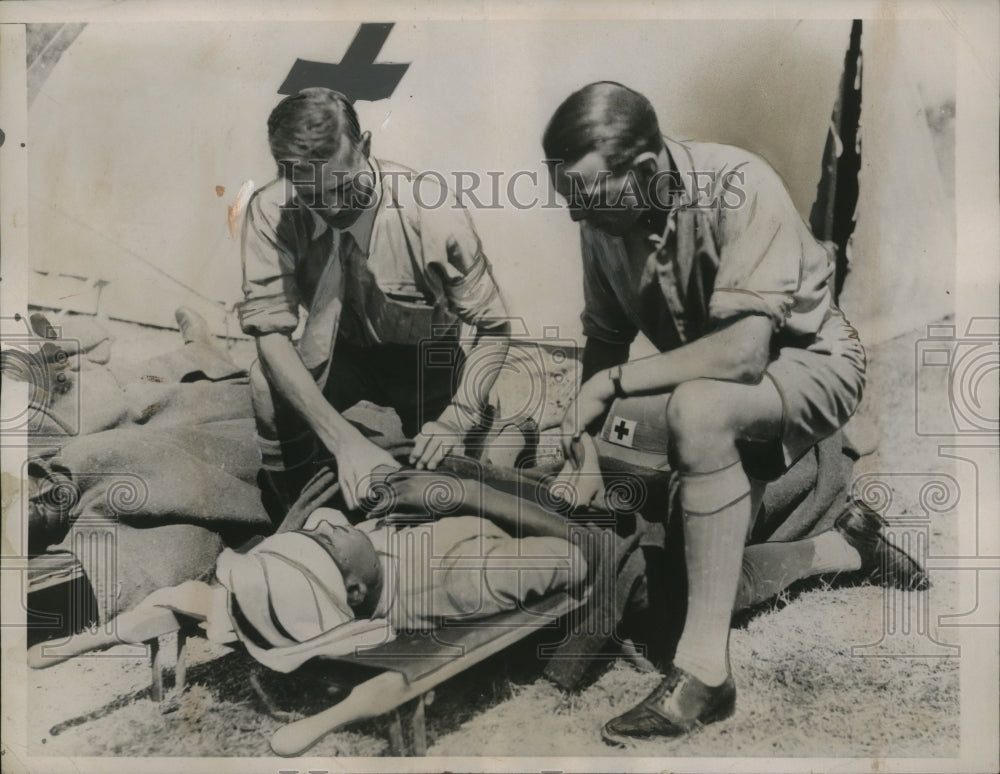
left=542, top=81, right=663, bottom=172
left=267, top=87, right=362, bottom=174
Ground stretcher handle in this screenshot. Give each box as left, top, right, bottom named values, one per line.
left=27, top=607, right=180, bottom=669
left=270, top=670, right=408, bottom=756
left=271, top=593, right=580, bottom=755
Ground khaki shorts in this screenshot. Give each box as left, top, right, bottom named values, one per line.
left=597, top=310, right=866, bottom=481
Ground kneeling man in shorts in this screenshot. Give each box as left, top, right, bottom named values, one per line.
left=542, top=81, right=869, bottom=742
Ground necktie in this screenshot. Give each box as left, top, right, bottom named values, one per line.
left=338, top=229, right=378, bottom=346
left=648, top=211, right=691, bottom=341
left=296, top=230, right=343, bottom=373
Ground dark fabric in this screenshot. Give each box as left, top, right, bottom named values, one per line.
left=41, top=417, right=272, bottom=623
left=69, top=521, right=225, bottom=626
left=252, top=334, right=464, bottom=503
left=324, top=338, right=464, bottom=439
left=48, top=419, right=270, bottom=535
left=21, top=317, right=267, bottom=624
left=540, top=529, right=646, bottom=691
left=757, top=430, right=852, bottom=541
left=323, top=592, right=578, bottom=684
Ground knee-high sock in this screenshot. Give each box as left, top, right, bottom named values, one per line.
left=672, top=461, right=752, bottom=687
left=734, top=531, right=862, bottom=610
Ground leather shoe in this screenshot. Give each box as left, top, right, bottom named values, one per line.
left=835, top=501, right=930, bottom=591
left=601, top=663, right=736, bottom=745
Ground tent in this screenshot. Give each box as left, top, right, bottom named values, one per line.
left=24, top=18, right=878, bottom=343
left=838, top=19, right=956, bottom=344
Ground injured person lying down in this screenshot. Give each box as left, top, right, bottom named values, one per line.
left=30, top=466, right=593, bottom=673
left=214, top=504, right=589, bottom=672
left=31, top=450, right=928, bottom=678
left=214, top=470, right=600, bottom=673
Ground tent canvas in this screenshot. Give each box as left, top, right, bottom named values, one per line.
left=26, top=19, right=856, bottom=340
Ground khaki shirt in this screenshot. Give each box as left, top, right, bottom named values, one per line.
left=581, top=137, right=840, bottom=352
left=362, top=515, right=585, bottom=633
left=238, top=159, right=507, bottom=380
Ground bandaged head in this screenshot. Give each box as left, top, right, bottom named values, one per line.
left=216, top=531, right=355, bottom=648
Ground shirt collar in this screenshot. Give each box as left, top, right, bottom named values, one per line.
left=662, top=135, right=696, bottom=209
left=642, top=137, right=692, bottom=249
left=301, top=159, right=382, bottom=252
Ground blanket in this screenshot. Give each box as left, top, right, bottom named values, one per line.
left=13, top=313, right=267, bottom=622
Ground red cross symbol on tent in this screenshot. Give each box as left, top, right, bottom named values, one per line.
left=279, top=23, right=410, bottom=102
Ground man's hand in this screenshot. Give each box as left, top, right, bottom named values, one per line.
left=551, top=433, right=606, bottom=511
left=409, top=420, right=463, bottom=470
left=256, top=333, right=403, bottom=511
left=277, top=466, right=340, bottom=533
left=335, top=438, right=402, bottom=511
left=559, top=371, right=615, bottom=459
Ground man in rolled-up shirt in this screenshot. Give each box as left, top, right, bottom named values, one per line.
left=240, top=87, right=510, bottom=516
left=541, top=81, right=876, bottom=742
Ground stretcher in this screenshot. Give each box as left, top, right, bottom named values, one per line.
left=29, top=588, right=585, bottom=756
left=27, top=453, right=637, bottom=755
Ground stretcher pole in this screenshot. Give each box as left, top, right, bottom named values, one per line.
left=270, top=670, right=409, bottom=756
left=269, top=598, right=574, bottom=756
left=27, top=606, right=180, bottom=669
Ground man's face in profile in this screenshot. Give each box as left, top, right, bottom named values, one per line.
left=549, top=151, right=649, bottom=237
left=299, top=517, right=383, bottom=618
left=289, top=139, right=377, bottom=229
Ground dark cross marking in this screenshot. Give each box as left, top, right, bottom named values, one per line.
left=278, top=23, right=410, bottom=101
left=613, top=420, right=631, bottom=442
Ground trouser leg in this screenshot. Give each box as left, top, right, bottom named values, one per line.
left=360, top=339, right=466, bottom=440
left=250, top=353, right=369, bottom=522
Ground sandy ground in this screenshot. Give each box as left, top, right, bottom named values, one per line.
left=20, top=320, right=962, bottom=761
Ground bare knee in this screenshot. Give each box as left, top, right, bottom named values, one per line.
left=666, top=380, right=740, bottom=471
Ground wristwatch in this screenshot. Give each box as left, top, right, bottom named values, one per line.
left=609, top=365, right=627, bottom=399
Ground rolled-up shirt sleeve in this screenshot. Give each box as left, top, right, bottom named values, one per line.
left=709, top=159, right=809, bottom=331
left=417, top=181, right=508, bottom=329
left=580, top=226, right=638, bottom=345
left=238, top=192, right=301, bottom=337
left=444, top=251, right=508, bottom=330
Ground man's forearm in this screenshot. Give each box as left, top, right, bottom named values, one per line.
left=465, top=478, right=573, bottom=539
left=256, top=332, right=362, bottom=454
left=437, top=323, right=510, bottom=431
left=582, top=338, right=630, bottom=382
left=612, top=314, right=774, bottom=396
